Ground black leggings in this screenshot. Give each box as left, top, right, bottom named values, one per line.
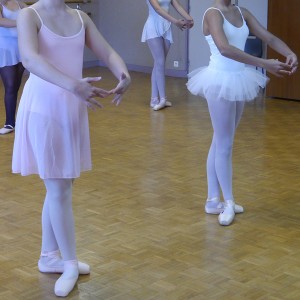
left=0, top=63, right=25, bottom=127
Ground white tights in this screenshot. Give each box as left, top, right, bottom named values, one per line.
left=147, top=37, right=171, bottom=100
left=42, top=179, right=79, bottom=297
left=206, top=98, right=245, bottom=201
left=42, top=179, right=76, bottom=260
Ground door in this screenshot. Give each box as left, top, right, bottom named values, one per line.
left=266, top=0, right=300, bottom=100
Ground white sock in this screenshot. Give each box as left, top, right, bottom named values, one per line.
left=55, top=260, right=79, bottom=297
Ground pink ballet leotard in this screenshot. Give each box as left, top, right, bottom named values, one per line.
left=12, top=8, right=91, bottom=179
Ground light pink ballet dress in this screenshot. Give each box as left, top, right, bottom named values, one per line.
left=12, top=7, right=91, bottom=179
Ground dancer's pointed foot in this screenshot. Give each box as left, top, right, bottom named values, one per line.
left=54, top=260, right=79, bottom=297
left=153, top=102, right=166, bottom=111
left=218, top=200, right=235, bottom=226
left=153, top=97, right=171, bottom=111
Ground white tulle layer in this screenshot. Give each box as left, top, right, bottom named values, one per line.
left=187, top=66, right=269, bottom=101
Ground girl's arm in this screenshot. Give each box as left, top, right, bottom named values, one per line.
left=148, top=0, right=186, bottom=30
left=205, top=9, right=295, bottom=77
left=242, top=7, right=297, bottom=73
left=82, top=11, right=131, bottom=105
left=171, top=0, right=194, bottom=28
left=18, top=8, right=108, bottom=108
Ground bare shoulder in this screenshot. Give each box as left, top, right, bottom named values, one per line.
left=18, top=5, right=41, bottom=27
left=77, top=9, right=93, bottom=27
left=19, top=6, right=36, bottom=18
left=239, top=7, right=253, bottom=21
left=204, top=7, right=223, bottom=26
left=204, top=7, right=223, bottom=21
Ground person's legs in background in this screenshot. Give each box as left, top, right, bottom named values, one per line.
left=0, top=63, right=24, bottom=134
left=147, top=37, right=171, bottom=110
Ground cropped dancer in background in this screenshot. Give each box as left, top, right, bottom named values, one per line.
left=142, top=0, right=193, bottom=111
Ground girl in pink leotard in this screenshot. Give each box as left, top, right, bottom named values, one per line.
left=12, top=0, right=131, bottom=297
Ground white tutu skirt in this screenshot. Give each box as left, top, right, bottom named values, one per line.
left=141, top=16, right=173, bottom=43
left=187, top=66, right=269, bottom=101
left=0, top=37, right=21, bottom=67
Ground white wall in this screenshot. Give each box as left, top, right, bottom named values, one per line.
left=238, top=0, right=268, bottom=28
left=188, top=0, right=268, bottom=72
left=90, top=0, right=189, bottom=77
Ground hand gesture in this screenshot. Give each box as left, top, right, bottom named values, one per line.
left=286, top=53, right=298, bottom=74
left=264, top=59, right=292, bottom=77
left=75, top=77, right=111, bottom=109
left=185, top=18, right=194, bottom=29
left=109, top=72, right=131, bottom=106
left=175, top=19, right=187, bottom=30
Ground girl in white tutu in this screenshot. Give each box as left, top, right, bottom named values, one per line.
left=0, top=0, right=26, bottom=135
left=142, top=0, right=193, bottom=110
left=187, top=0, right=297, bottom=226
left=12, top=0, right=130, bottom=296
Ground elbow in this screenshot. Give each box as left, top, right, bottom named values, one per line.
left=21, top=57, right=31, bottom=71
left=219, top=45, right=233, bottom=58
left=21, top=55, right=38, bottom=72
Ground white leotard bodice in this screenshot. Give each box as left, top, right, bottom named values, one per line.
left=204, top=6, right=249, bottom=71
left=147, top=0, right=171, bottom=14
left=0, top=2, right=21, bottom=38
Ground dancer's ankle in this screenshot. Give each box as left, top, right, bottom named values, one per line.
left=40, top=249, right=60, bottom=258
left=150, top=97, right=159, bottom=108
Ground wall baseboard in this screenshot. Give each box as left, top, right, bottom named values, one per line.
left=83, top=61, right=188, bottom=78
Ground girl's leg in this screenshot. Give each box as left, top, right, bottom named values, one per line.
left=162, top=39, right=172, bottom=107
left=0, top=63, right=24, bottom=131
left=147, top=37, right=171, bottom=110
left=206, top=135, right=219, bottom=200
left=43, top=178, right=78, bottom=297
left=235, top=101, right=245, bottom=128
left=39, top=183, right=90, bottom=274
left=206, top=98, right=240, bottom=225
left=205, top=101, right=245, bottom=215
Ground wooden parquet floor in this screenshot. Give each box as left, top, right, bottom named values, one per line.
left=0, top=67, right=299, bottom=299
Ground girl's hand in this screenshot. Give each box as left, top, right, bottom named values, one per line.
left=109, top=72, right=131, bottom=106
left=175, top=19, right=187, bottom=30
left=264, top=59, right=292, bottom=77
left=186, top=18, right=194, bottom=29
left=286, top=53, right=298, bottom=74
left=74, top=77, right=111, bottom=109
